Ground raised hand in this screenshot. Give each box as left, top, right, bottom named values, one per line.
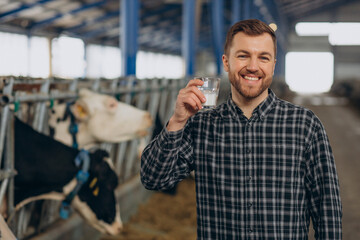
left=167, top=79, right=206, bottom=131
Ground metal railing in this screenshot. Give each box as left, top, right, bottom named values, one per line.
left=0, top=76, right=186, bottom=239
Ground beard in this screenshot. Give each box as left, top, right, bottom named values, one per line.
left=228, top=71, right=272, bottom=100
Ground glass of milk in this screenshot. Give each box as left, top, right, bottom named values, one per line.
left=196, top=77, right=221, bottom=110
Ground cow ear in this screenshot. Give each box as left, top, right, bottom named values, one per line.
left=97, top=162, right=118, bottom=190
left=106, top=97, right=118, bottom=113
left=71, top=101, right=89, bottom=121
left=91, top=149, right=110, bottom=164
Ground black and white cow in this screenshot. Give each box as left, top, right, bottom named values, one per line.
left=12, top=117, right=122, bottom=235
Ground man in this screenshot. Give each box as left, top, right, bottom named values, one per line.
left=141, top=19, right=342, bottom=239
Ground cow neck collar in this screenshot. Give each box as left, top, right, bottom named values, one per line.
left=60, top=149, right=90, bottom=219
left=63, top=101, right=79, bottom=149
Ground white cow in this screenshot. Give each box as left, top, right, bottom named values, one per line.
left=48, top=88, right=153, bottom=149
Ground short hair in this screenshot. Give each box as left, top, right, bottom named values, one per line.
left=223, top=19, right=277, bottom=57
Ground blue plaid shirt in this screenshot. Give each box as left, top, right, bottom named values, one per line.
left=141, top=89, right=342, bottom=240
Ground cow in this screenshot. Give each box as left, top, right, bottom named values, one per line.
left=8, top=117, right=123, bottom=235
left=0, top=214, right=16, bottom=240
left=48, top=88, right=153, bottom=149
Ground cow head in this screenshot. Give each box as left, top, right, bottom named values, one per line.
left=72, top=149, right=122, bottom=235
left=48, top=88, right=153, bottom=148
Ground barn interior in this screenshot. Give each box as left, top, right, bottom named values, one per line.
left=0, top=0, right=359, bottom=239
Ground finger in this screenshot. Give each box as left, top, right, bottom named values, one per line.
left=184, top=85, right=206, bottom=103
left=181, top=92, right=202, bottom=111
left=186, top=78, right=204, bottom=88
left=189, top=94, right=203, bottom=110
left=182, top=97, right=198, bottom=111
left=185, top=92, right=203, bottom=110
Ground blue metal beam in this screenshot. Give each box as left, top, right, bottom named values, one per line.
left=211, top=0, right=224, bottom=75
left=261, top=0, right=281, bottom=22
left=254, top=4, right=264, bottom=22
left=231, top=0, right=241, bottom=24
left=182, top=0, right=196, bottom=77
left=242, top=0, right=252, bottom=20
left=29, top=0, right=108, bottom=30
left=0, top=0, right=57, bottom=21
left=121, top=0, right=139, bottom=76
left=257, top=0, right=288, bottom=51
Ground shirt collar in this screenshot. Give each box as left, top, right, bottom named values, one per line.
left=223, top=88, right=277, bottom=120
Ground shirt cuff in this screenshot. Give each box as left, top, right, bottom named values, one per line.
left=156, top=122, right=184, bottom=150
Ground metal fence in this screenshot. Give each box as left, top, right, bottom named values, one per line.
left=0, top=76, right=186, bottom=239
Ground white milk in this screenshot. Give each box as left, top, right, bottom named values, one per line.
left=202, top=89, right=218, bottom=108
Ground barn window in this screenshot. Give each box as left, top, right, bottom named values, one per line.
left=285, top=52, right=334, bottom=94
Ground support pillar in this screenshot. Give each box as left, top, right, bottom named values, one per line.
left=242, top=0, right=252, bottom=20
left=182, top=0, right=196, bottom=77
left=121, top=0, right=139, bottom=76
left=231, top=0, right=241, bottom=24
left=211, top=0, right=224, bottom=75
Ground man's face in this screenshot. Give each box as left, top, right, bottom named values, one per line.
left=222, top=32, right=276, bottom=100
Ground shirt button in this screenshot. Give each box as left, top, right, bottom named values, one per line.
left=246, top=148, right=251, bottom=153
left=247, top=202, right=253, bottom=208
left=248, top=229, right=253, bottom=233
left=248, top=176, right=252, bottom=182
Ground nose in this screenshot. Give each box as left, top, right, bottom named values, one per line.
left=246, top=57, right=259, bottom=72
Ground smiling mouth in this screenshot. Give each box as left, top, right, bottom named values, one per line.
left=243, top=75, right=260, bottom=81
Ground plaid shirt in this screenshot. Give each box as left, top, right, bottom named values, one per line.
left=141, top=89, right=342, bottom=240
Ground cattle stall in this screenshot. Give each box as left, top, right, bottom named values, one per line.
left=0, top=76, right=186, bottom=239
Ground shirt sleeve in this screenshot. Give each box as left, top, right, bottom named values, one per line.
left=140, top=120, right=194, bottom=190
left=305, top=119, right=342, bottom=240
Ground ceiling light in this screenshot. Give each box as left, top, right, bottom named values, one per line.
left=329, top=23, right=360, bottom=46
left=295, top=22, right=360, bottom=46
left=269, top=23, right=277, bottom=32
left=295, top=22, right=332, bottom=36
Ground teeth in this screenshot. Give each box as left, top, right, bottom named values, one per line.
left=244, top=76, right=259, bottom=81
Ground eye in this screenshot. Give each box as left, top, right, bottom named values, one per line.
left=260, top=56, right=270, bottom=61
left=237, top=55, right=247, bottom=59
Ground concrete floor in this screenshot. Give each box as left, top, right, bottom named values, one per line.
left=293, top=94, right=360, bottom=239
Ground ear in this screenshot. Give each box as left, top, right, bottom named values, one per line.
left=70, top=101, right=89, bottom=121
left=90, top=160, right=118, bottom=190
left=222, top=54, right=229, bottom=72
left=106, top=97, right=118, bottom=113
left=90, top=149, right=110, bottom=165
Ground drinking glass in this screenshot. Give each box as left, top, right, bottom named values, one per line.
left=196, top=77, right=221, bottom=110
